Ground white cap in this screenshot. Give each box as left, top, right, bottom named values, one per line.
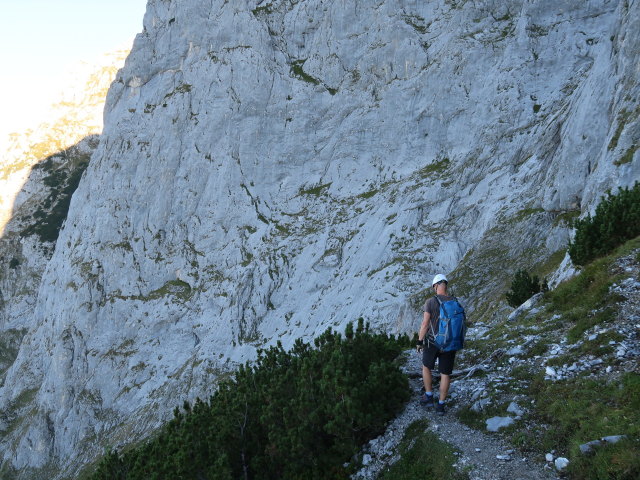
left=432, top=274, right=448, bottom=286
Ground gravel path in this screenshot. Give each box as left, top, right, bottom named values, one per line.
left=353, top=351, right=559, bottom=480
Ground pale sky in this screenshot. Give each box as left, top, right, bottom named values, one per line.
left=0, top=0, right=148, bottom=140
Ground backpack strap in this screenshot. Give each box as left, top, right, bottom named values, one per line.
left=429, top=295, right=442, bottom=341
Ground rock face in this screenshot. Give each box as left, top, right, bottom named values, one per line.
left=1, top=0, right=639, bottom=477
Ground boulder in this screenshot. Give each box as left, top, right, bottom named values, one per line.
left=506, top=402, right=524, bottom=416
left=486, top=417, right=514, bottom=432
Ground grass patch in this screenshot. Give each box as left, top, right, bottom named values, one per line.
left=508, top=207, right=545, bottom=224
left=547, top=237, right=639, bottom=342
left=520, top=373, right=640, bottom=478
left=552, top=209, right=581, bottom=227
left=290, top=59, right=320, bottom=85
left=113, top=280, right=193, bottom=304
left=526, top=24, right=549, bottom=37
left=569, top=436, right=640, bottom=479
left=510, top=364, right=536, bottom=381
left=379, top=419, right=468, bottom=479
left=251, top=2, right=273, bottom=15
left=565, top=306, right=617, bottom=344
left=545, top=333, right=618, bottom=367
left=163, top=83, right=192, bottom=101
left=614, top=144, right=637, bottom=166
left=608, top=109, right=631, bottom=151
left=148, top=280, right=192, bottom=301
left=416, top=157, right=450, bottom=178
left=299, top=182, right=331, bottom=196
left=402, top=14, right=428, bottom=34
left=526, top=339, right=549, bottom=357
left=457, top=399, right=513, bottom=432
left=454, top=236, right=640, bottom=479
left=358, top=189, right=379, bottom=199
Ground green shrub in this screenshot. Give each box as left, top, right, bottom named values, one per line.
left=569, top=182, right=640, bottom=266
left=505, top=269, right=544, bottom=307
left=88, top=320, right=410, bottom=480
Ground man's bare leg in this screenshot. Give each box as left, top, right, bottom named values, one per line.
left=422, top=365, right=432, bottom=393
left=439, top=374, right=451, bottom=401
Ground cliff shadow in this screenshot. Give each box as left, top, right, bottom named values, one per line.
left=0, top=134, right=99, bottom=373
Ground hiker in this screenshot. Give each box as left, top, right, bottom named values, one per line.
left=416, top=273, right=465, bottom=415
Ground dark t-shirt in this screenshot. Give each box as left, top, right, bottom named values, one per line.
left=423, top=294, right=454, bottom=338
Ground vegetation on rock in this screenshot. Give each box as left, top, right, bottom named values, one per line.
left=19, top=149, right=91, bottom=243
left=505, top=269, right=546, bottom=308
left=87, top=320, right=410, bottom=479
left=569, top=183, right=640, bottom=266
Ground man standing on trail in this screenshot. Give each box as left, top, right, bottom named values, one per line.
left=416, top=273, right=458, bottom=415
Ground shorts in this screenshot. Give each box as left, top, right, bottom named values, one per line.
left=422, top=341, right=456, bottom=376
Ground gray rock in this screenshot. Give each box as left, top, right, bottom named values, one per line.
left=602, top=435, right=627, bottom=444
left=507, top=402, right=524, bottom=416
left=508, top=293, right=545, bottom=322
left=471, top=398, right=492, bottom=412
left=506, top=345, right=524, bottom=356
left=555, top=457, right=570, bottom=471
left=470, top=389, right=484, bottom=402
left=579, top=440, right=602, bottom=455
left=486, top=417, right=515, bottom=432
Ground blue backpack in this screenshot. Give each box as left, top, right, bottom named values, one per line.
left=431, top=296, right=467, bottom=352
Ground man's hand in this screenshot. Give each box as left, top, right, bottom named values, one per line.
left=416, top=339, right=424, bottom=353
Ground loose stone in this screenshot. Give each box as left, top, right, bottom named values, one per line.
left=486, top=416, right=515, bottom=432
left=555, top=457, right=570, bottom=471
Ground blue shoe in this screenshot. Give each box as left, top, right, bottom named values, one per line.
left=436, top=402, right=446, bottom=415
left=420, top=393, right=435, bottom=408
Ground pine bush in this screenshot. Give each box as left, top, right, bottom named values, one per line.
left=569, top=182, right=640, bottom=266
left=505, top=269, right=541, bottom=308
left=89, top=320, right=410, bottom=479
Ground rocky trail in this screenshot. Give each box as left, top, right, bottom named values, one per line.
left=354, top=249, right=640, bottom=479
left=353, top=352, right=559, bottom=480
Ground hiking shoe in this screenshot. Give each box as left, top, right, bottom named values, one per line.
left=436, top=402, right=446, bottom=415
left=419, top=393, right=435, bottom=408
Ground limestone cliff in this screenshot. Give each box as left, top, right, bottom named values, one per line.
left=0, top=0, right=638, bottom=477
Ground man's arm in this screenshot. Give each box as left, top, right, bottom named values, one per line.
left=416, top=310, right=430, bottom=352
left=419, top=311, right=430, bottom=342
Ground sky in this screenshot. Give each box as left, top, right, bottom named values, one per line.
left=0, top=0, right=148, bottom=141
